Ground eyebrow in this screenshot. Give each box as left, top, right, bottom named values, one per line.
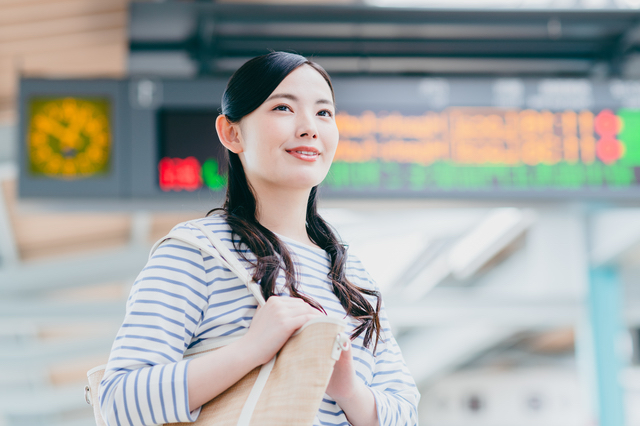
left=266, top=93, right=334, bottom=106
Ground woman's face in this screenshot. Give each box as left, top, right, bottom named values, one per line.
left=234, top=65, right=339, bottom=193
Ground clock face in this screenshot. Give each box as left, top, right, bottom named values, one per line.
left=28, top=97, right=111, bottom=179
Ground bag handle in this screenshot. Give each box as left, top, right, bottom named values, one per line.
left=151, top=222, right=276, bottom=426
left=150, top=222, right=266, bottom=307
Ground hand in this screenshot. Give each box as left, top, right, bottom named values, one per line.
left=240, top=296, right=323, bottom=366
left=326, top=347, right=379, bottom=426
left=326, top=344, right=379, bottom=426
left=325, top=342, right=359, bottom=402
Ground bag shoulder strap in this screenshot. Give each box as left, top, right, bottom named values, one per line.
left=150, top=221, right=266, bottom=307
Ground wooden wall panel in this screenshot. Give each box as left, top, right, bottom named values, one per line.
left=0, top=0, right=127, bottom=26
left=2, top=28, right=126, bottom=57
left=0, top=0, right=128, bottom=124
left=0, top=12, right=126, bottom=43
left=149, top=212, right=204, bottom=243
left=2, top=180, right=132, bottom=261
left=1, top=178, right=208, bottom=261
left=19, top=42, right=126, bottom=76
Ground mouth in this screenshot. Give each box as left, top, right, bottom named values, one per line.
left=286, top=147, right=321, bottom=162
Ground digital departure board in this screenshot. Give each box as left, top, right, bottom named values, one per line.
left=18, top=77, right=640, bottom=200
left=158, top=109, right=227, bottom=193
left=322, top=108, right=640, bottom=195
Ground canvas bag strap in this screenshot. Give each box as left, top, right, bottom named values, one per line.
left=150, top=223, right=266, bottom=306
left=188, top=222, right=276, bottom=425
left=190, top=221, right=266, bottom=306
left=150, top=222, right=271, bottom=426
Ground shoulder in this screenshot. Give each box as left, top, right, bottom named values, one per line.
left=345, top=251, right=367, bottom=273
left=344, top=251, right=380, bottom=293
left=170, top=214, right=232, bottom=238
left=165, top=215, right=236, bottom=249
left=150, top=214, right=234, bottom=262
left=152, top=214, right=256, bottom=271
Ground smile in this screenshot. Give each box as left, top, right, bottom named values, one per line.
left=286, top=148, right=320, bottom=162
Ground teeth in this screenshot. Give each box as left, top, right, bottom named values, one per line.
left=295, top=151, right=317, bottom=155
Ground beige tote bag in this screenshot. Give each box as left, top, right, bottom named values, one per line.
left=85, top=221, right=350, bottom=426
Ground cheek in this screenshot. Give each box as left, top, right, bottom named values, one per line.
left=251, top=121, right=288, bottom=154
left=324, top=127, right=340, bottom=158
left=240, top=123, right=278, bottom=164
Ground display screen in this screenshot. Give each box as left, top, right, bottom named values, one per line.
left=323, top=108, right=640, bottom=194
left=157, top=106, right=640, bottom=195
left=28, top=97, right=111, bottom=179
left=158, top=109, right=227, bottom=192
left=23, top=77, right=640, bottom=200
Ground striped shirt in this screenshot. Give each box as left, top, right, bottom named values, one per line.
left=100, top=216, right=420, bottom=426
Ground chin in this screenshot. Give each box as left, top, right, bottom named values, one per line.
left=283, top=175, right=324, bottom=190
left=287, top=181, right=322, bottom=191
left=282, top=167, right=328, bottom=186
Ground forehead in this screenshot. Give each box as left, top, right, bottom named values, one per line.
left=272, top=65, right=333, bottom=100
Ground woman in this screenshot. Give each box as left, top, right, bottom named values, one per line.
left=100, top=51, right=419, bottom=426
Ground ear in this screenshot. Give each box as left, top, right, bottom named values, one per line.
left=215, top=115, right=244, bottom=154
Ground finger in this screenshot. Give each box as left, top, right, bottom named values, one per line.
left=282, top=302, right=325, bottom=317
left=291, top=312, right=324, bottom=330
left=266, top=296, right=318, bottom=314
left=277, top=296, right=311, bottom=308
left=268, top=297, right=311, bottom=314
left=286, top=297, right=323, bottom=311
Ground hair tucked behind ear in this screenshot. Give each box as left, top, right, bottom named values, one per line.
left=208, top=51, right=382, bottom=353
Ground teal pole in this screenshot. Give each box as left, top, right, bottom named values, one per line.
left=587, top=266, right=626, bottom=426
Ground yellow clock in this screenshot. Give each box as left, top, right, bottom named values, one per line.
left=28, top=97, right=111, bottom=179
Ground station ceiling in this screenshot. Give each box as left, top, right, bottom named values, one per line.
left=129, top=1, right=640, bottom=77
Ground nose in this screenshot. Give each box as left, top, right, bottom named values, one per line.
left=297, top=112, right=318, bottom=139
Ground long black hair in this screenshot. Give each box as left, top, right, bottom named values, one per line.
left=209, top=51, right=381, bottom=352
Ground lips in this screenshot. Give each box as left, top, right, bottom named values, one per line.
left=286, top=146, right=320, bottom=162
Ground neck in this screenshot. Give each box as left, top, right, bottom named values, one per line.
left=251, top=183, right=314, bottom=247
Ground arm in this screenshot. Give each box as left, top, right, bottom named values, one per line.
left=100, top=229, right=321, bottom=425
left=326, top=315, right=420, bottom=426
left=99, top=237, right=209, bottom=425
left=327, top=259, right=420, bottom=426
left=326, top=345, right=378, bottom=426
left=367, top=308, right=420, bottom=426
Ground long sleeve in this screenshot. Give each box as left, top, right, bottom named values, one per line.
left=368, top=303, right=420, bottom=426
left=346, top=256, right=420, bottom=426
left=99, top=235, right=212, bottom=425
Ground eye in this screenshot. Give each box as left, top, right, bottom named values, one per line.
left=318, top=109, right=333, bottom=118
left=273, top=105, right=291, bottom=112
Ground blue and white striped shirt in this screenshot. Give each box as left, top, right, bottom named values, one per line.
left=100, top=216, right=420, bottom=425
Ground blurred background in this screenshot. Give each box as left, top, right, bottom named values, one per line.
left=1, top=0, right=640, bottom=425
